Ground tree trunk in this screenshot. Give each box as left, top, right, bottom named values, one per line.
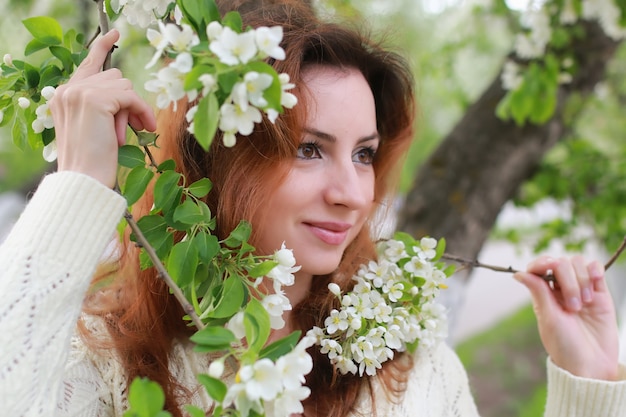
left=398, top=21, right=620, bottom=264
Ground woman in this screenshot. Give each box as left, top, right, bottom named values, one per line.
left=1, top=2, right=625, bottom=417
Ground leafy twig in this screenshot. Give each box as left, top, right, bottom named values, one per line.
left=123, top=211, right=206, bottom=329
left=94, top=1, right=205, bottom=329
left=442, top=235, right=626, bottom=283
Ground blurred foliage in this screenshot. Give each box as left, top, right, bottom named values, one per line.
left=1, top=0, right=626, bottom=258
left=456, top=304, right=547, bottom=417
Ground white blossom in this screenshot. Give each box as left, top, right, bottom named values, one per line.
left=144, top=64, right=188, bottom=109
left=265, top=386, right=310, bottom=417
left=3, top=53, right=12, bottom=66
left=226, top=311, right=246, bottom=339
left=0, top=109, right=4, bottom=124
left=328, top=282, right=341, bottom=296
left=514, top=9, right=551, bottom=58
left=210, top=26, right=257, bottom=65
left=583, top=0, right=621, bottom=39
left=17, top=97, right=30, bottom=109
left=32, top=103, right=54, bottom=133
left=262, top=292, right=292, bottom=330
left=42, top=140, right=58, bottom=162
left=219, top=102, right=262, bottom=144
left=314, top=236, right=449, bottom=376
left=185, top=105, right=198, bottom=134
left=208, top=359, right=225, bottom=378
left=117, top=0, right=171, bottom=28
left=255, top=26, right=286, bottom=60
left=41, top=86, right=56, bottom=101
left=206, top=21, right=223, bottom=41
left=199, top=73, right=217, bottom=96
left=501, top=60, right=523, bottom=91
left=239, top=358, right=283, bottom=401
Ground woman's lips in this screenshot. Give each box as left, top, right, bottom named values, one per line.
left=305, top=222, right=351, bottom=245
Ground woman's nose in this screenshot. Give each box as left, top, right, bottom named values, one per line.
left=322, top=161, right=372, bottom=210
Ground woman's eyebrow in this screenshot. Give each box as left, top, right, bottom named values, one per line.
left=303, top=128, right=380, bottom=144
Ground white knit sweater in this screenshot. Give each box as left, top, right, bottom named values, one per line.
left=1, top=172, right=625, bottom=417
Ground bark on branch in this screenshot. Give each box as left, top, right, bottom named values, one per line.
left=398, top=21, right=621, bottom=267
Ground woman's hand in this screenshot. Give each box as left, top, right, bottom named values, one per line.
left=49, top=29, right=157, bottom=188
left=514, top=256, right=619, bottom=380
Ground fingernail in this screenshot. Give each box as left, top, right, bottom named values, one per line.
left=568, top=297, right=582, bottom=311
left=582, top=288, right=592, bottom=303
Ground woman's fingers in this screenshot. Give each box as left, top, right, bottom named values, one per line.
left=572, top=255, right=592, bottom=303
left=71, top=30, right=120, bottom=82
left=524, top=256, right=603, bottom=312
left=588, top=260, right=607, bottom=293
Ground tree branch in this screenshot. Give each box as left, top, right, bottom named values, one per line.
left=442, top=235, right=626, bottom=283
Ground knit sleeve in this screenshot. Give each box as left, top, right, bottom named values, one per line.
left=544, top=357, right=626, bottom=417
left=0, top=172, right=127, bottom=417
left=367, top=343, right=480, bottom=417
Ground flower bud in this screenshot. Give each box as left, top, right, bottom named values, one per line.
left=274, top=243, right=296, bottom=267
left=3, top=53, right=12, bottom=66
left=328, top=283, right=341, bottom=296
left=208, top=359, right=225, bottom=378
left=41, top=86, right=56, bottom=101
left=206, top=21, right=223, bottom=40
left=0, top=109, right=4, bottom=124
left=18, top=97, right=30, bottom=109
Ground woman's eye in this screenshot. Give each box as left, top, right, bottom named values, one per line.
left=297, top=142, right=322, bottom=159
left=353, top=147, right=376, bottom=165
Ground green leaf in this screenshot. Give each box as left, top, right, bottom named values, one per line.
left=157, top=159, right=176, bottom=171
left=153, top=170, right=183, bottom=212
left=118, top=145, right=146, bottom=168
left=244, top=298, right=271, bottom=354
left=22, top=16, right=63, bottom=46
left=24, top=62, right=40, bottom=89
left=173, top=199, right=205, bottom=225
left=223, top=221, right=252, bottom=248
left=24, top=38, right=48, bottom=55
left=122, top=166, right=154, bottom=206
left=11, top=109, right=28, bottom=149
left=0, top=72, right=21, bottom=95
left=217, top=69, right=239, bottom=96
left=197, top=374, right=228, bottom=402
left=435, top=237, right=446, bottom=260
left=194, top=93, right=219, bottom=150
left=211, top=276, right=245, bottom=318
left=184, top=405, right=207, bottom=417
left=49, top=45, right=74, bottom=73
left=247, top=260, right=278, bottom=278
left=104, top=0, right=122, bottom=21
left=190, top=325, right=236, bottom=349
left=124, top=377, right=171, bottom=417
left=183, top=64, right=213, bottom=91
left=136, top=131, right=159, bottom=146
left=188, top=177, right=212, bottom=198
left=194, top=231, right=220, bottom=264
left=41, top=127, right=55, bottom=146
left=167, top=240, right=199, bottom=287
left=259, top=331, right=301, bottom=361
left=222, top=11, right=243, bottom=32
left=135, top=215, right=173, bottom=259
left=177, top=0, right=220, bottom=41
left=39, top=65, right=64, bottom=88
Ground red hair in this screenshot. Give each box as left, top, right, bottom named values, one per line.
left=84, top=2, right=416, bottom=416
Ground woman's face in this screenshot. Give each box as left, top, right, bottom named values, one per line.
left=256, top=66, right=378, bottom=279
